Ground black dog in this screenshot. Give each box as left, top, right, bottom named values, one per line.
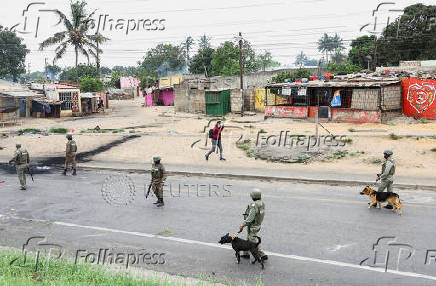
left=218, top=233, right=264, bottom=269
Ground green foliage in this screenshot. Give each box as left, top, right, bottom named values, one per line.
left=0, top=249, right=194, bottom=286
left=348, top=128, right=356, bottom=132
left=59, top=64, right=99, bottom=81
left=317, top=33, right=344, bottom=63
left=367, top=158, right=383, bottom=164
left=189, top=47, right=215, bottom=76
left=294, top=51, right=308, bottom=67
left=257, top=50, right=277, bottom=71
left=0, top=26, right=29, bottom=81
left=328, top=151, right=349, bottom=160
left=389, top=133, right=401, bottom=140
left=39, top=1, right=109, bottom=82
left=49, top=128, right=68, bottom=134
left=431, top=148, right=436, bottom=152
left=236, top=141, right=256, bottom=158
left=18, top=128, right=41, bottom=135
left=80, top=129, right=109, bottom=133
left=79, top=76, right=103, bottom=92
left=271, top=68, right=311, bottom=83
left=211, top=40, right=259, bottom=76
left=327, top=62, right=362, bottom=73
left=139, top=43, right=186, bottom=77
left=112, top=129, right=125, bottom=133
left=348, top=35, right=376, bottom=69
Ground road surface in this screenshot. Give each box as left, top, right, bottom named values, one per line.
left=1, top=168, right=436, bottom=285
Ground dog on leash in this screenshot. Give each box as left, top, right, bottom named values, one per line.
left=360, top=186, right=403, bottom=215
left=218, top=233, right=264, bottom=269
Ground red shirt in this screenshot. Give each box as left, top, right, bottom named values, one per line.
left=212, top=125, right=224, bottom=140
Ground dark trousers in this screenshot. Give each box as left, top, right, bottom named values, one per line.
left=206, top=139, right=223, bottom=159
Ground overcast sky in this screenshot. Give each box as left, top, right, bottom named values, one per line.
left=1, top=0, right=433, bottom=71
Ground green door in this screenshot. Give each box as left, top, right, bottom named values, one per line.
left=205, top=90, right=230, bottom=116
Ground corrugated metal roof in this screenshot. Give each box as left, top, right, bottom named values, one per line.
left=0, top=90, right=37, bottom=97
left=267, top=79, right=401, bottom=88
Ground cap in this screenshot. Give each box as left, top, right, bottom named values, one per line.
left=153, top=156, right=161, bottom=162
left=250, top=189, right=261, bottom=200
left=383, top=150, right=393, bottom=156
left=66, top=134, right=72, bottom=140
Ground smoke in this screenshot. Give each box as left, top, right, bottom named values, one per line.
left=157, top=61, right=188, bottom=77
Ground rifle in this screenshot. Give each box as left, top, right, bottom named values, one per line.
left=27, top=166, right=34, bottom=182
left=145, top=183, right=152, bottom=199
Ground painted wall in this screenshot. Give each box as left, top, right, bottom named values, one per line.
left=265, top=106, right=308, bottom=118
left=331, top=109, right=381, bottom=123
left=158, top=89, right=174, bottom=106
left=254, top=89, right=266, bottom=112
left=120, top=77, right=140, bottom=89
left=145, top=93, right=153, bottom=106
left=159, top=74, right=184, bottom=89
left=402, top=78, right=436, bottom=119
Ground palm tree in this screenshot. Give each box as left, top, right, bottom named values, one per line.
left=318, top=33, right=331, bottom=63
left=39, top=1, right=108, bottom=82
left=294, top=51, right=308, bottom=68
left=199, top=34, right=211, bottom=50
left=182, top=36, right=194, bottom=62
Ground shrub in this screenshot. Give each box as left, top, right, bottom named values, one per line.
left=49, top=128, right=68, bottom=134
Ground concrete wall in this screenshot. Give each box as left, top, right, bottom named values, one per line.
left=174, top=82, right=205, bottom=113
left=331, top=109, right=381, bottom=123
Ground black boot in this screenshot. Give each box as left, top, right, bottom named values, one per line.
left=63, top=169, right=67, bottom=176
left=156, top=198, right=164, bottom=207
left=384, top=204, right=393, bottom=209
left=153, top=199, right=160, bottom=204
left=72, top=169, right=77, bottom=176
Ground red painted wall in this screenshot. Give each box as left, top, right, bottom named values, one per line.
left=265, top=106, right=308, bottom=118
left=308, top=106, right=319, bottom=118
left=402, top=78, right=436, bottom=119
left=331, top=109, right=381, bottom=123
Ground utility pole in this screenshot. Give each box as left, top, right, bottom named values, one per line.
left=97, top=42, right=101, bottom=77
left=238, top=32, right=244, bottom=117
left=373, top=35, right=378, bottom=71
left=44, top=58, right=48, bottom=81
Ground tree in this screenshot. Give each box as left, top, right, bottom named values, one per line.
left=182, top=36, right=194, bottom=62
left=99, top=66, right=112, bottom=76
left=0, top=26, right=29, bottom=81
left=59, top=64, right=98, bottom=81
left=39, top=0, right=109, bottom=82
left=257, top=50, right=274, bottom=71
left=139, top=43, right=186, bottom=77
left=348, top=35, right=376, bottom=69
left=377, top=3, right=436, bottom=66
left=331, top=49, right=346, bottom=65
left=189, top=47, right=214, bottom=76
left=294, top=51, right=308, bottom=68
left=112, top=66, right=137, bottom=76
left=271, top=68, right=311, bottom=83
left=211, top=40, right=259, bottom=76
left=327, top=62, right=362, bottom=74
left=199, top=34, right=211, bottom=50
left=46, top=65, right=62, bottom=79
left=317, top=33, right=344, bottom=63
left=79, top=76, right=103, bottom=92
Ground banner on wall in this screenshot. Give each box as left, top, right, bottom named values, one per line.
left=402, top=78, right=436, bottom=119
left=330, top=90, right=342, bottom=107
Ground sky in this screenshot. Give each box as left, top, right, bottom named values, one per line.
left=1, top=0, right=434, bottom=72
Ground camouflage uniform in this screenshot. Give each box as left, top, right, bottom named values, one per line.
left=11, top=145, right=29, bottom=190
left=64, top=135, right=77, bottom=175
left=242, top=190, right=266, bottom=258
left=151, top=157, right=167, bottom=206
left=378, top=151, right=396, bottom=193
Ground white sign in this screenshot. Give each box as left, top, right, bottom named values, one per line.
left=298, top=88, right=307, bottom=96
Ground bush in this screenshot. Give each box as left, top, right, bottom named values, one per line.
left=389, top=133, right=401, bottom=140
left=79, top=76, right=104, bottom=92
left=271, top=68, right=311, bottom=83
left=49, top=128, right=67, bottom=134
left=18, top=128, right=41, bottom=135
left=327, top=62, right=362, bottom=74
left=431, top=148, right=436, bottom=152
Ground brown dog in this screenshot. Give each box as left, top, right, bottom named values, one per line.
left=360, top=186, right=403, bottom=215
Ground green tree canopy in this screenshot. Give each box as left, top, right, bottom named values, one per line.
left=348, top=35, right=376, bottom=69
left=0, top=26, right=29, bottom=81
left=139, top=43, right=186, bottom=77
left=211, top=40, right=259, bottom=76
left=377, top=3, right=436, bottom=66
left=59, top=64, right=98, bottom=81
left=79, top=76, right=103, bottom=92
left=189, top=47, right=214, bottom=76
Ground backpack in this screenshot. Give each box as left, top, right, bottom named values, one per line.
left=70, top=141, right=77, bottom=152
left=208, top=129, right=214, bottom=139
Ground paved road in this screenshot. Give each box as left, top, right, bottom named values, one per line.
left=1, top=169, right=436, bottom=286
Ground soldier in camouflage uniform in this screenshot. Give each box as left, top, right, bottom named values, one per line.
left=239, top=189, right=268, bottom=261
left=151, top=157, right=167, bottom=207
left=377, top=150, right=396, bottom=209
left=64, top=134, right=77, bottom=176
left=9, top=144, right=30, bottom=190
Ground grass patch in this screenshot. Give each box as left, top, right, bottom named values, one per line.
left=328, top=151, right=348, bottom=160
left=129, top=130, right=136, bottom=134
left=112, top=129, right=125, bottom=134
left=348, top=128, right=356, bottom=132
left=0, top=248, right=196, bottom=286
left=258, top=128, right=267, bottom=134
left=296, top=154, right=310, bottom=163
left=431, top=148, right=436, bottom=152
left=155, top=228, right=172, bottom=236
left=389, top=133, right=401, bottom=140
left=80, top=129, right=109, bottom=134
left=421, top=118, right=431, bottom=124
left=366, top=158, right=383, bottom=164
left=349, top=151, right=364, bottom=157
left=236, top=140, right=256, bottom=158
left=341, top=138, right=353, bottom=144
left=428, top=136, right=436, bottom=140
left=49, top=128, right=68, bottom=134
left=18, top=128, right=41, bottom=135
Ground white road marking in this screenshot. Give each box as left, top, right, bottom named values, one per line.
left=327, top=243, right=355, bottom=252
left=1, top=214, right=436, bottom=281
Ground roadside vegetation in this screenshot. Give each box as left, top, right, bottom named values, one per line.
left=0, top=249, right=215, bottom=286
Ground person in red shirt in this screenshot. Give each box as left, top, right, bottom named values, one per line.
left=205, top=121, right=225, bottom=161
